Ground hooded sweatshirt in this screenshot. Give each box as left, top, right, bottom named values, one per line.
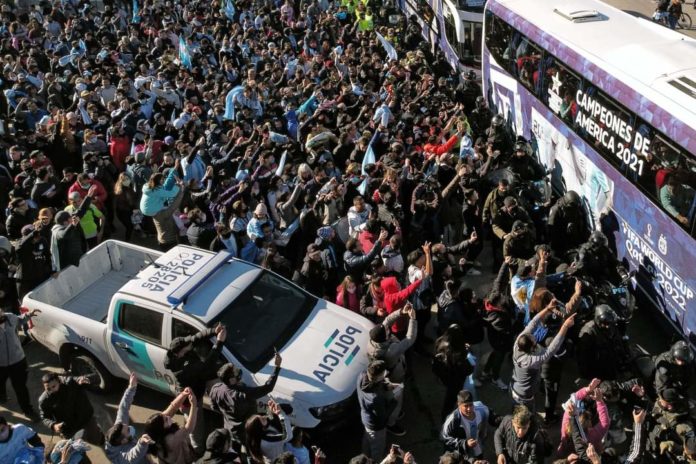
left=381, top=276, right=422, bottom=334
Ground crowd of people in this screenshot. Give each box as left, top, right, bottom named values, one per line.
left=0, top=0, right=693, bottom=462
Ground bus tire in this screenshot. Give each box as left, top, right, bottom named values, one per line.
left=69, top=352, right=114, bottom=393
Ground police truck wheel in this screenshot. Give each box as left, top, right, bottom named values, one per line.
left=69, top=353, right=114, bottom=393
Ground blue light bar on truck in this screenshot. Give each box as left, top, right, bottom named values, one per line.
left=166, top=250, right=233, bottom=306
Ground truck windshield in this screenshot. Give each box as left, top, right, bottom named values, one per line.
left=211, top=271, right=317, bottom=372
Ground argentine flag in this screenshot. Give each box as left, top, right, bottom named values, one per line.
left=223, top=0, right=236, bottom=21
left=179, top=37, right=192, bottom=70
left=358, top=131, right=379, bottom=195
left=223, top=85, right=245, bottom=120
left=132, top=0, right=140, bottom=23
left=375, top=31, right=398, bottom=61
left=58, top=40, right=87, bottom=67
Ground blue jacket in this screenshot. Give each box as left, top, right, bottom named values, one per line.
left=140, top=169, right=180, bottom=216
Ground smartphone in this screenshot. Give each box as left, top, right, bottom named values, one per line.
left=391, top=444, right=401, bottom=453
left=633, top=406, right=643, bottom=413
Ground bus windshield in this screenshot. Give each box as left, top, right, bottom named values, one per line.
left=211, top=271, right=317, bottom=372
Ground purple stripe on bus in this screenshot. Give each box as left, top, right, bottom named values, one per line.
left=488, top=1, right=696, bottom=155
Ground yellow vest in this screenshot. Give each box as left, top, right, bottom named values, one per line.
left=358, top=14, right=374, bottom=31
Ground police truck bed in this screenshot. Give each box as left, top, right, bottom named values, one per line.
left=27, top=241, right=159, bottom=322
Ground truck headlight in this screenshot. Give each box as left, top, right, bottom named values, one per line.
left=309, top=395, right=355, bottom=420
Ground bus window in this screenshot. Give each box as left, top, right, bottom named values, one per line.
left=444, top=7, right=459, bottom=59
left=543, top=56, right=581, bottom=126
left=632, top=123, right=696, bottom=234
left=484, top=11, right=513, bottom=70
left=461, top=21, right=483, bottom=66
left=513, top=35, right=543, bottom=95
left=652, top=139, right=696, bottom=232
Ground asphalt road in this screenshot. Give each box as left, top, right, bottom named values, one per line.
left=603, top=0, right=696, bottom=38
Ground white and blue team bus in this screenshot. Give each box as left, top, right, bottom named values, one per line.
left=482, top=0, right=696, bottom=345
left=400, top=0, right=485, bottom=75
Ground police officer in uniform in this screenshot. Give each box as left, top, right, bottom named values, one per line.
left=547, top=191, right=590, bottom=258
left=654, top=341, right=694, bottom=397
left=647, top=388, right=696, bottom=463
left=577, top=305, right=631, bottom=381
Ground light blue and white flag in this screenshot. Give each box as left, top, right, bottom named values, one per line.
left=275, top=150, right=288, bottom=176
left=459, top=134, right=475, bottom=159
left=132, top=0, right=141, bottom=23
left=358, top=131, right=379, bottom=195
left=58, top=40, right=87, bottom=67
left=375, top=31, right=398, bottom=61
left=223, top=0, right=236, bottom=20
left=179, top=36, right=192, bottom=69
left=223, top=85, right=245, bottom=120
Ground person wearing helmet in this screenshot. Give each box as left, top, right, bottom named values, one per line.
left=469, top=96, right=492, bottom=138
left=654, top=340, right=694, bottom=397
left=485, top=114, right=513, bottom=156
left=547, top=191, right=591, bottom=258
left=576, top=305, right=630, bottom=381
left=646, top=388, right=696, bottom=461
left=572, top=230, right=622, bottom=285
left=456, top=70, right=481, bottom=114
left=508, top=139, right=545, bottom=183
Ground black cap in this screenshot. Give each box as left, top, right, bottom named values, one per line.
left=369, top=325, right=387, bottom=343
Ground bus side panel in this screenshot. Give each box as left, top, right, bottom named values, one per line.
left=483, top=49, right=696, bottom=344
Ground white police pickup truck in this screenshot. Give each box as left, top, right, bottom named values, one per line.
left=22, top=240, right=372, bottom=428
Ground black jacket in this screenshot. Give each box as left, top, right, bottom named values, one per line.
left=15, top=233, right=52, bottom=283
left=654, top=350, right=693, bottom=396
left=494, top=415, right=546, bottom=464
left=164, top=328, right=223, bottom=398
left=343, top=240, right=382, bottom=281
left=51, top=223, right=87, bottom=270
left=5, top=211, right=33, bottom=241
left=187, top=222, right=216, bottom=250
left=39, top=376, right=94, bottom=438
left=577, top=321, right=630, bottom=380
left=208, top=366, right=280, bottom=432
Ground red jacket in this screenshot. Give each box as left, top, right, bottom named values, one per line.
left=358, top=230, right=379, bottom=254
left=67, top=179, right=107, bottom=210
left=382, top=276, right=422, bottom=333
left=423, top=134, right=458, bottom=159
left=109, top=136, right=131, bottom=171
